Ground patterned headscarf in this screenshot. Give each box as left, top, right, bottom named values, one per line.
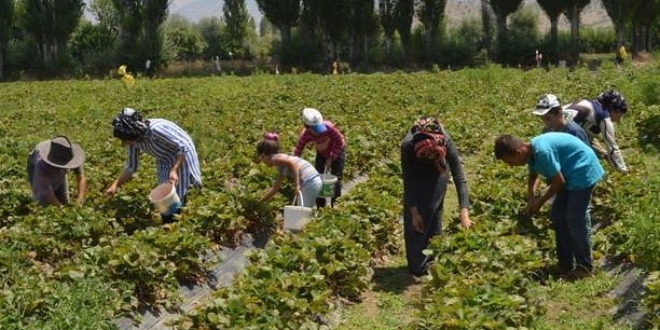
left=112, top=108, right=149, bottom=141
left=597, top=89, right=628, bottom=114
left=411, top=117, right=447, bottom=173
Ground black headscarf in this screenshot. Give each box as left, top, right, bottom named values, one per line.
left=112, top=108, right=149, bottom=141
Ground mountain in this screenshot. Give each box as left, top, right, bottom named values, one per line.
left=83, top=0, right=263, bottom=24
left=85, top=0, right=611, bottom=31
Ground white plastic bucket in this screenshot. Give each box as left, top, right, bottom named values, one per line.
left=319, top=173, right=337, bottom=198
left=149, top=182, right=181, bottom=215
left=283, top=192, right=313, bottom=232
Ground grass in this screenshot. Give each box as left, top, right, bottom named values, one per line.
left=336, top=154, right=637, bottom=330
left=530, top=272, right=635, bottom=330
left=336, top=253, right=421, bottom=330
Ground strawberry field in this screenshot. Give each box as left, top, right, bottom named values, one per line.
left=0, top=63, right=658, bottom=329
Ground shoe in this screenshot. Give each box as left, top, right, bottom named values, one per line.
left=563, top=264, right=593, bottom=281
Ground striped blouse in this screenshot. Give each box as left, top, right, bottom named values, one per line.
left=125, top=119, right=202, bottom=197
left=274, top=154, right=319, bottom=186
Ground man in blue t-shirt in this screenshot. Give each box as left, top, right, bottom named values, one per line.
left=494, top=133, right=604, bottom=279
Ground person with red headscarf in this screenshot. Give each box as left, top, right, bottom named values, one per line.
left=400, top=117, right=473, bottom=276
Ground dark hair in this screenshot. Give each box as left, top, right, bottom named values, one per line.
left=256, top=136, right=280, bottom=157
left=494, top=134, right=524, bottom=160
left=597, top=89, right=628, bottom=114
left=547, top=106, right=562, bottom=116
left=112, top=108, right=149, bottom=141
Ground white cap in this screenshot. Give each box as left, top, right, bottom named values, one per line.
left=302, top=108, right=323, bottom=126
left=533, top=94, right=561, bottom=116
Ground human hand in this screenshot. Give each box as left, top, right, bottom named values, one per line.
left=524, top=199, right=542, bottom=217
left=412, top=212, right=424, bottom=233
left=168, top=170, right=179, bottom=184
left=459, top=209, right=474, bottom=229
left=324, top=159, right=332, bottom=173
left=106, top=185, right=117, bottom=197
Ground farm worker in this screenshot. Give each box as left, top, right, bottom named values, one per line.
left=257, top=132, right=322, bottom=208
left=27, top=136, right=87, bottom=207
left=562, top=89, right=629, bottom=173
left=532, top=94, right=589, bottom=145
left=106, top=108, right=202, bottom=224
left=401, top=117, right=473, bottom=276
left=615, top=44, right=627, bottom=65
left=494, top=133, right=604, bottom=279
left=293, top=108, right=346, bottom=208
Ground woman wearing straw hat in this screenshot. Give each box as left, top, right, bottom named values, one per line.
left=106, top=108, right=202, bottom=223
left=27, top=136, right=87, bottom=207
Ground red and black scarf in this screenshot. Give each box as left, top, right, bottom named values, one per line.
left=411, top=117, right=447, bottom=173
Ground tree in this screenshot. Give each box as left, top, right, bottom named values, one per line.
left=318, top=0, right=352, bottom=57
left=562, top=0, right=589, bottom=63
left=196, top=17, right=224, bottom=59
left=489, top=0, right=522, bottom=61
left=112, top=0, right=169, bottom=73
left=537, top=0, right=566, bottom=62
left=379, top=0, right=396, bottom=60
left=0, top=0, right=13, bottom=80
left=258, top=15, right=278, bottom=37
left=602, top=0, right=628, bottom=46
left=223, top=0, right=250, bottom=58
left=18, top=0, right=85, bottom=70
left=629, top=0, right=660, bottom=53
left=481, top=0, right=493, bottom=53
left=255, top=0, right=299, bottom=49
left=349, top=0, right=377, bottom=66
left=417, top=0, right=446, bottom=59
left=394, top=0, right=414, bottom=61
left=89, top=0, right=120, bottom=32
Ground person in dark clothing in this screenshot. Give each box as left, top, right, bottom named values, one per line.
left=401, top=117, right=473, bottom=276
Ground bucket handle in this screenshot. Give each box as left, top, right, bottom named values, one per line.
left=292, top=191, right=305, bottom=208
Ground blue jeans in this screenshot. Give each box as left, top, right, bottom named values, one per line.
left=298, top=176, right=322, bottom=208
left=550, top=185, right=595, bottom=272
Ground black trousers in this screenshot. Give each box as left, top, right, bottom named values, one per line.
left=314, top=148, right=346, bottom=208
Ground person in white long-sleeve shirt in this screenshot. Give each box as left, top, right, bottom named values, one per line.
left=562, top=89, right=629, bottom=173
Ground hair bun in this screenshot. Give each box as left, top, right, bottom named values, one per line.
left=264, top=132, right=279, bottom=141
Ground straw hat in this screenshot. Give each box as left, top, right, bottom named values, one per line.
left=36, top=136, right=85, bottom=169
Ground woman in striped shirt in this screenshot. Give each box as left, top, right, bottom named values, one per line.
left=293, top=108, right=346, bottom=208
left=106, top=108, right=202, bottom=223
left=257, top=132, right=322, bottom=208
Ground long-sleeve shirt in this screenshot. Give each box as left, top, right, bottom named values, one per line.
left=564, top=99, right=628, bottom=173
left=125, top=119, right=202, bottom=197
left=292, top=121, right=346, bottom=160
left=401, top=128, right=470, bottom=210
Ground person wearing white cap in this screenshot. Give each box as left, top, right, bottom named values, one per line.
left=27, top=136, right=87, bottom=207
left=293, top=108, right=346, bottom=208
left=532, top=94, right=589, bottom=145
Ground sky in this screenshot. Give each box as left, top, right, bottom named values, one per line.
left=84, top=0, right=262, bottom=24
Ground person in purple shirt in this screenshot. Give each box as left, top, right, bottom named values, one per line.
left=27, top=136, right=87, bottom=207
left=293, top=108, right=346, bottom=208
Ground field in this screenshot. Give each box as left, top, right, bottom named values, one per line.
left=0, top=62, right=658, bottom=329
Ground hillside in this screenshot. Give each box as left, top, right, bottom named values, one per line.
left=445, top=0, right=612, bottom=31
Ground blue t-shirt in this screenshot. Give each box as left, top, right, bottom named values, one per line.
left=542, top=121, right=589, bottom=145
left=528, top=132, right=604, bottom=190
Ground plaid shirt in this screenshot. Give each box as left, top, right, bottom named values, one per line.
left=292, top=121, right=346, bottom=160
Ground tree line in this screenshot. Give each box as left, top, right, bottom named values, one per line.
left=0, top=0, right=659, bottom=80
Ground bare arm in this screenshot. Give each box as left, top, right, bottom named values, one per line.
left=260, top=175, right=284, bottom=203
left=75, top=172, right=87, bottom=205
left=527, top=172, right=565, bottom=216
left=106, top=170, right=133, bottom=197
